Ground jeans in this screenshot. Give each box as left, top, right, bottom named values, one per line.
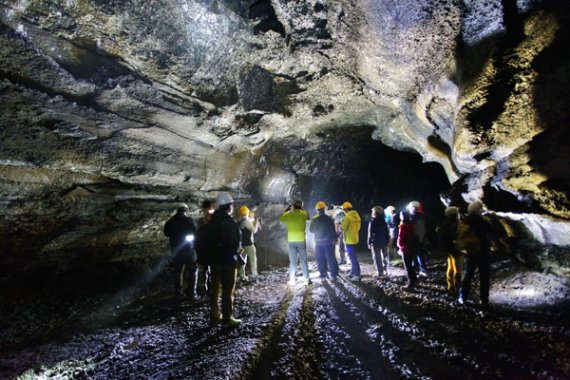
left=288, top=241, right=310, bottom=281
left=459, top=252, right=490, bottom=303
left=209, top=264, right=237, bottom=321
left=371, top=245, right=389, bottom=276
left=345, top=244, right=360, bottom=277
left=414, top=248, right=428, bottom=273
left=315, top=244, right=338, bottom=279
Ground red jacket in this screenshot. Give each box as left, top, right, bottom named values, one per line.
left=397, top=222, right=416, bottom=255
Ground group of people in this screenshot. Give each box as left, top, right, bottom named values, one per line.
left=279, top=199, right=363, bottom=284
left=164, top=194, right=502, bottom=329
left=163, top=192, right=261, bottom=328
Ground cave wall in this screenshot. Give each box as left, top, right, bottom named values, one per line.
left=1, top=0, right=569, bottom=274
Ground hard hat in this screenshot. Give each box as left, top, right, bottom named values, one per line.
left=468, top=201, right=483, bottom=214
left=238, top=205, right=250, bottom=216
left=445, top=206, right=459, bottom=216
left=342, top=201, right=352, bottom=210
left=315, top=201, right=327, bottom=210
left=177, top=203, right=189, bottom=213
left=409, top=201, right=421, bottom=208
left=385, top=205, right=395, bottom=213
left=293, top=199, right=303, bottom=208
left=216, top=192, right=234, bottom=206
left=372, top=206, right=384, bottom=214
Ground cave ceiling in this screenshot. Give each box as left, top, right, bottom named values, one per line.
left=1, top=0, right=570, bottom=265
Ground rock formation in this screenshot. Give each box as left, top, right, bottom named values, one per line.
left=1, top=0, right=569, bottom=274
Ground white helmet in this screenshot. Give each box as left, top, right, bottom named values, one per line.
left=216, top=192, right=234, bottom=206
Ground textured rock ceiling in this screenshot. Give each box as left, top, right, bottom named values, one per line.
left=1, top=0, right=569, bottom=270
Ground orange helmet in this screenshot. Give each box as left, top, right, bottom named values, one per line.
left=237, top=205, right=250, bottom=216
left=315, top=201, right=327, bottom=210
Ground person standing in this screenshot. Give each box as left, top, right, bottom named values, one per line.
left=397, top=210, right=418, bottom=290
left=334, top=206, right=347, bottom=265
left=309, top=201, right=338, bottom=281
left=164, top=204, right=199, bottom=300
left=408, top=201, right=428, bottom=277
left=207, top=192, right=242, bottom=328
left=341, top=201, right=362, bottom=281
left=438, top=206, right=462, bottom=295
left=279, top=199, right=311, bottom=285
left=195, top=198, right=216, bottom=298
left=385, top=205, right=399, bottom=264
left=368, top=206, right=390, bottom=279
left=457, top=201, right=499, bottom=308
left=236, top=205, right=261, bottom=282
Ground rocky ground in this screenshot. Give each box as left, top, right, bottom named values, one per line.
left=0, top=251, right=569, bottom=380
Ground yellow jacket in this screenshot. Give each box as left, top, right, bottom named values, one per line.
left=279, top=208, right=309, bottom=242
left=342, top=210, right=361, bottom=245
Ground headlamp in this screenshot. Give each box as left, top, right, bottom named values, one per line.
left=185, top=234, right=195, bottom=242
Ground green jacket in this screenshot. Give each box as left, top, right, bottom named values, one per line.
left=342, top=210, right=361, bottom=245
left=279, top=208, right=309, bottom=242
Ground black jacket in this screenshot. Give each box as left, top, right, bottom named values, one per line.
left=164, top=212, right=198, bottom=261
left=309, top=212, right=336, bottom=246
left=368, top=216, right=389, bottom=247
left=197, top=209, right=241, bottom=266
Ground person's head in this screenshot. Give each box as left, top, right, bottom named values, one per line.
left=315, top=201, right=326, bottom=214
left=237, top=205, right=250, bottom=217
left=467, top=201, right=483, bottom=215
left=407, top=201, right=421, bottom=214
left=293, top=199, right=303, bottom=209
left=201, top=199, right=216, bottom=214
left=385, top=205, right=395, bottom=216
left=216, top=192, right=234, bottom=214
left=372, top=206, right=384, bottom=218
left=176, top=203, right=189, bottom=215
left=445, top=206, right=459, bottom=218
left=342, top=201, right=353, bottom=211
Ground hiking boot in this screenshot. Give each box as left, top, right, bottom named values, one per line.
left=223, top=317, right=241, bottom=328
left=457, top=296, right=465, bottom=305
left=418, top=271, right=428, bottom=278
left=210, top=313, right=222, bottom=325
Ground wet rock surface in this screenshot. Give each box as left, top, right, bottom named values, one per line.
left=1, top=253, right=568, bottom=380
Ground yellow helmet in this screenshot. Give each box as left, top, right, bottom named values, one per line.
left=342, top=201, right=353, bottom=210
left=237, top=205, right=250, bottom=216
left=315, top=201, right=327, bottom=210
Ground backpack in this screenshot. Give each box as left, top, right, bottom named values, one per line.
left=456, top=220, right=481, bottom=255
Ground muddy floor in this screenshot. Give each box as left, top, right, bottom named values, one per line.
left=1, top=252, right=569, bottom=380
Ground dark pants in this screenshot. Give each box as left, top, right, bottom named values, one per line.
left=173, top=252, right=198, bottom=297
left=315, top=244, right=339, bottom=279
left=403, top=253, right=418, bottom=285
left=197, top=264, right=210, bottom=296
left=209, top=264, right=237, bottom=322
left=459, top=252, right=491, bottom=303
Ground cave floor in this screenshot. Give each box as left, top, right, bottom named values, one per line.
left=1, top=253, right=569, bottom=380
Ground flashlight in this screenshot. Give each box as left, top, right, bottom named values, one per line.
left=185, top=234, right=195, bottom=242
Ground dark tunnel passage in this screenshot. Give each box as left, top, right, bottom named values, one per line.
left=256, top=126, right=451, bottom=249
